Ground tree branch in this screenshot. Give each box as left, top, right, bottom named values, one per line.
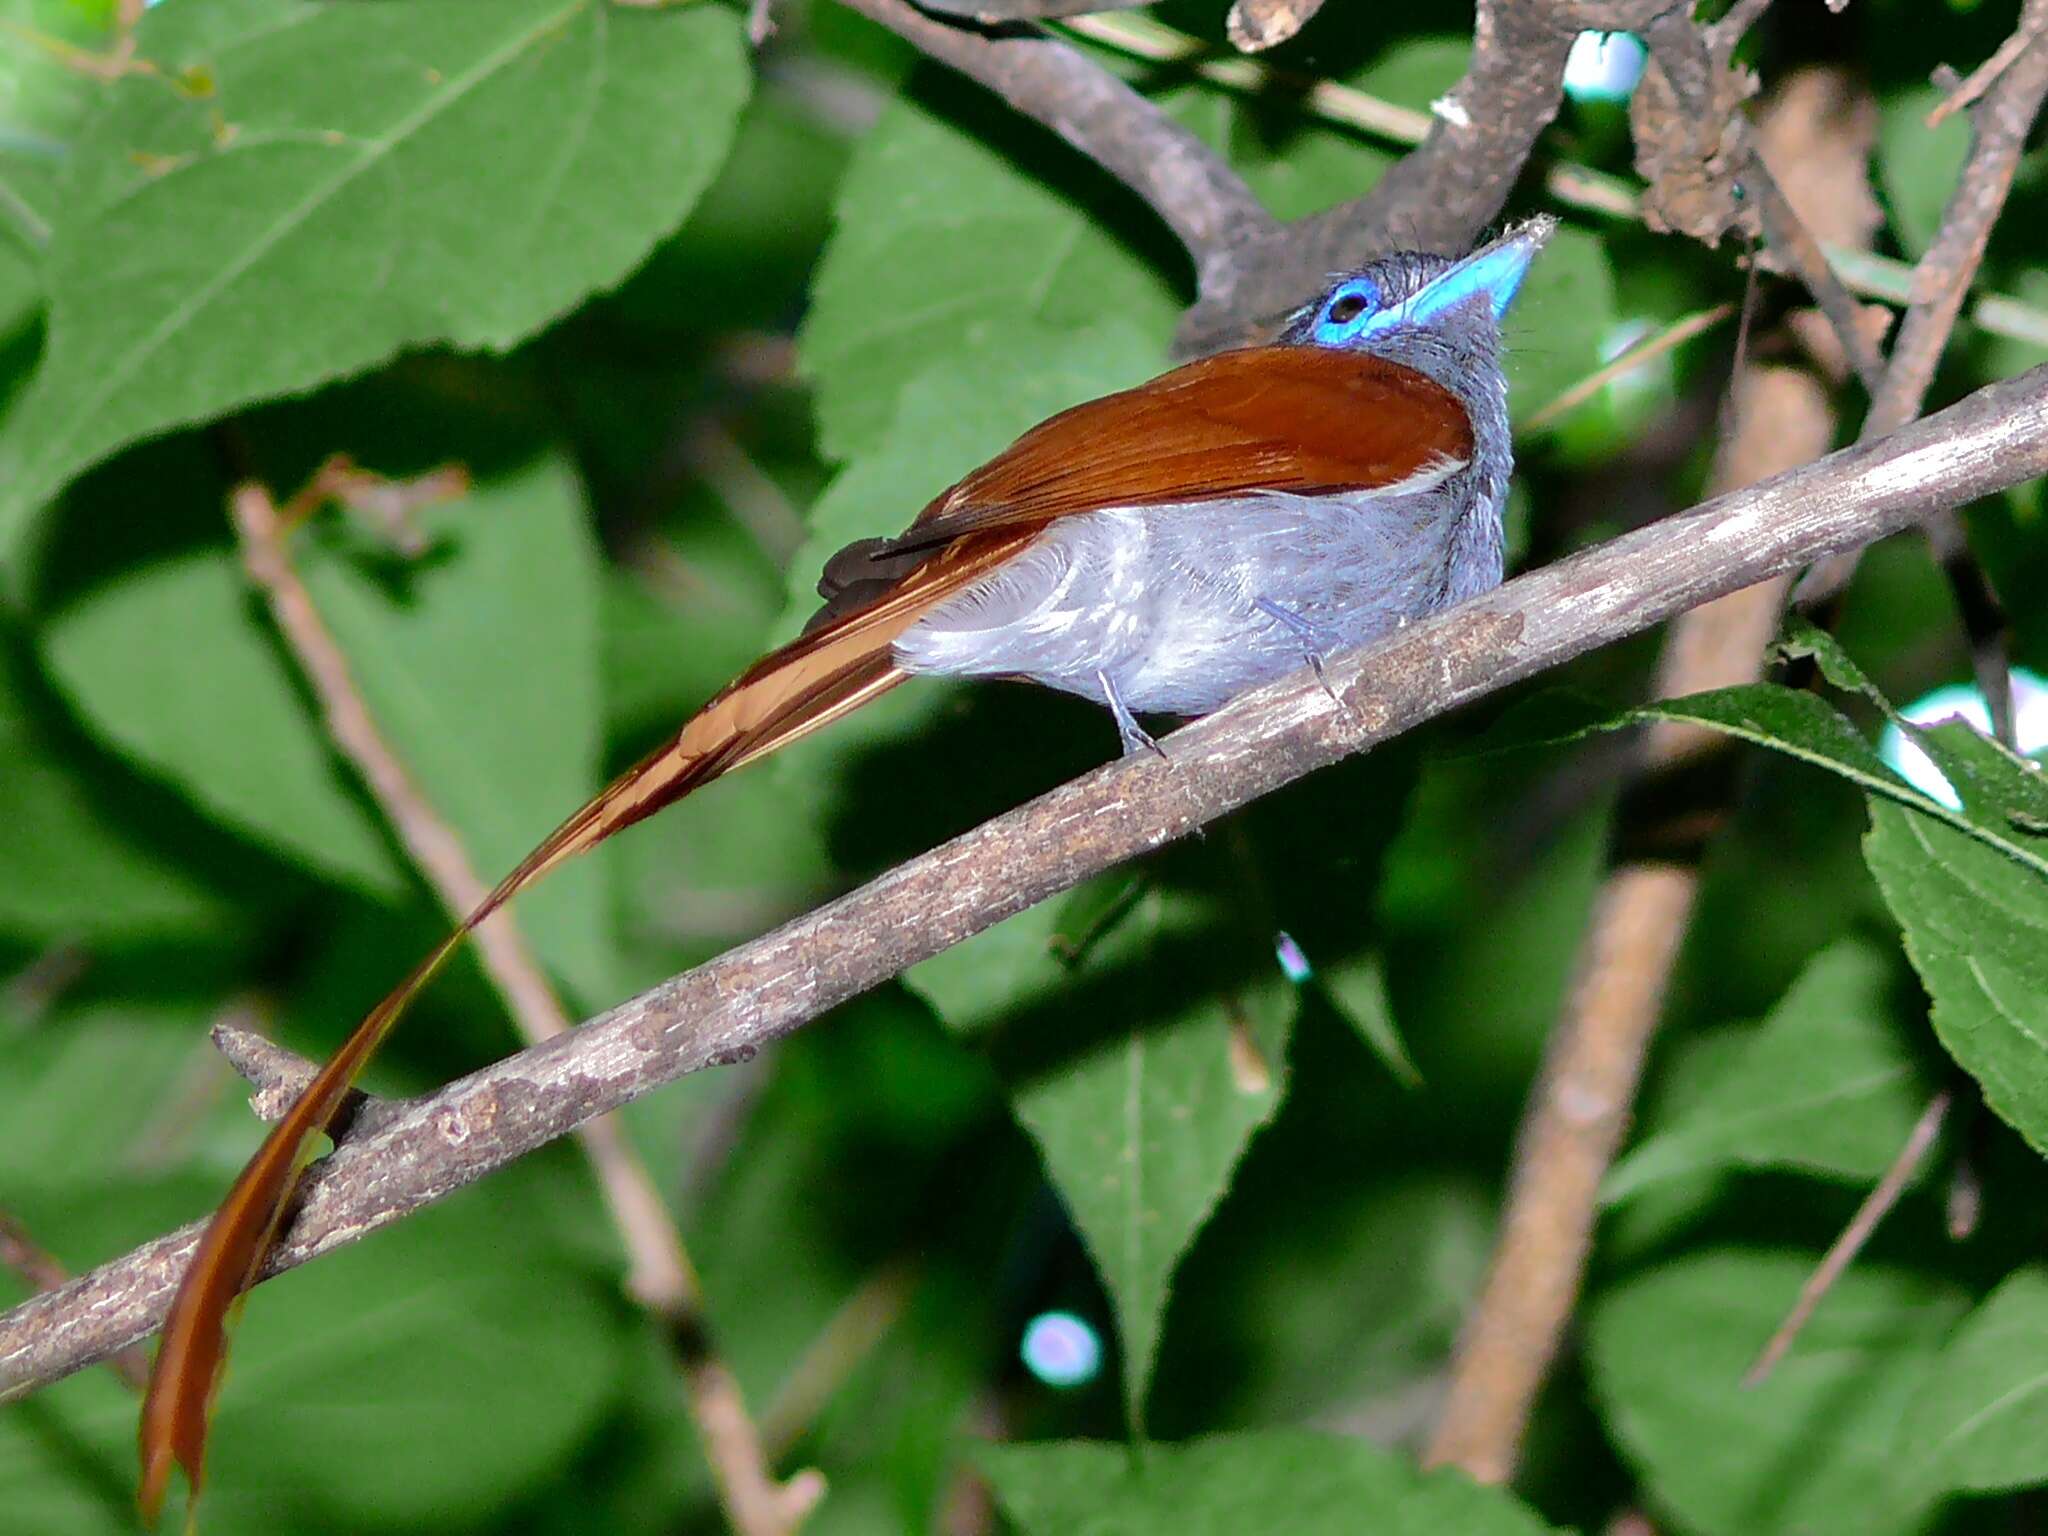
left=832, top=0, right=1626, bottom=356
left=7, top=361, right=2048, bottom=1400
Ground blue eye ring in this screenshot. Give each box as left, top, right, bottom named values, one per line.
left=1313, top=277, right=1381, bottom=345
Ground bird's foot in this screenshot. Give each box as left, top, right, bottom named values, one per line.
left=1253, top=599, right=1356, bottom=717
left=1098, top=669, right=1168, bottom=761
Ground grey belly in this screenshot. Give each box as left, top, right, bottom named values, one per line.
left=893, top=489, right=1479, bottom=717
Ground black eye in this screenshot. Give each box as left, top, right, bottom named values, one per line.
left=1327, top=292, right=1369, bottom=325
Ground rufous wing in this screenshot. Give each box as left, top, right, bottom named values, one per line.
left=891, top=346, right=1474, bottom=552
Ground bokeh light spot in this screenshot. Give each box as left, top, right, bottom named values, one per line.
left=1878, top=669, right=2048, bottom=809
left=1021, top=1311, right=1101, bottom=1388
left=1565, top=31, right=1648, bottom=102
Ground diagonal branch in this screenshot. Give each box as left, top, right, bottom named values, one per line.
left=6, top=361, right=2048, bottom=1400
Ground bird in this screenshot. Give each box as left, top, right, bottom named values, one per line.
left=138, top=214, right=1553, bottom=1522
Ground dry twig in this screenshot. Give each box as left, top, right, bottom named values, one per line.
left=1746, top=1090, right=1953, bottom=1384
left=1928, top=13, right=2048, bottom=126
left=1521, top=303, right=1738, bottom=434
left=7, top=359, right=2048, bottom=1401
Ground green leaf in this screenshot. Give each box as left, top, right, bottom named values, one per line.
left=1865, top=800, right=2048, bottom=1153
left=1588, top=1248, right=1964, bottom=1536
left=298, top=455, right=620, bottom=1004
left=980, top=1430, right=1558, bottom=1535
left=1613, top=633, right=2048, bottom=1152
left=1605, top=940, right=1931, bottom=1203
left=0, top=0, right=114, bottom=249
left=800, top=89, right=1180, bottom=461
left=41, top=548, right=408, bottom=897
left=1902, top=1267, right=2048, bottom=1495
left=0, top=1366, right=144, bottom=1536
left=1189, top=1175, right=1490, bottom=1431
left=1911, top=717, right=2048, bottom=829
left=1779, top=616, right=2048, bottom=828
left=1314, top=949, right=1423, bottom=1088
left=0, top=0, right=114, bottom=335
left=1632, top=683, right=2048, bottom=883
left=0, top=646, right=228, bottom=940
left=0, top=1000, right=230, bottom=1183
left=0, top=0, right=751, bottom=555
left=910, top=878, right=1291, bottom=1427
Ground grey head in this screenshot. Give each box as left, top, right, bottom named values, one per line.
left=1277, top=215, right=1554, bottom=602
left=1276, top=214, right=1554, bottom=386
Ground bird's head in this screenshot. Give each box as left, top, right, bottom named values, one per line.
left=1280, top=215, right=1555, bottom=383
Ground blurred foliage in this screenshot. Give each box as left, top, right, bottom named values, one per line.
left=1, top=0, right=2047, bottom=1533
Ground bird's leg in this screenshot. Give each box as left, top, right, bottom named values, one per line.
left=1252, top=598, right=1348, bottom=710
left=1097, top=669, right=1167, bottom=760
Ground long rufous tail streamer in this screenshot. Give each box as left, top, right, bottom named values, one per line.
left=135, top=530, right=1033, bottom=1524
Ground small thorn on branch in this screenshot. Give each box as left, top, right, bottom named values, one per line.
left=210, top=1021, right=361, bottom=1125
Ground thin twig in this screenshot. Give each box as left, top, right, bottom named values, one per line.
left=8, top=360, right=2048, bottom=1401
left=227, top=480, right=818, bottom=1536
left=830, top=0, right=1275, bottom=310
left=683, top=423, right=808, bottom=564
left=1928, top=16, right=2048, bottom=126
left=760, top=1263, right=918, bottom=1457
left=1747, top=158, right=1888, bottom=394
left=1745, top=1090, right=1953, bottom=1385
left=0, top=941, right=88, bottom=1025
left=1522, top=303, right=1737, bottom=433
